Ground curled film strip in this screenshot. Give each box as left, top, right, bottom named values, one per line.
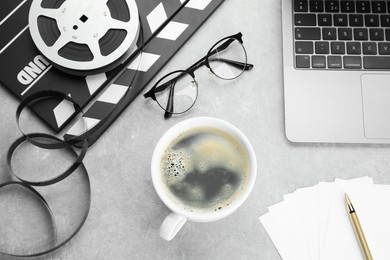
left=1, top=92, right=91, bottom=257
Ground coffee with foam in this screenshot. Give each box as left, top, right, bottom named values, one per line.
left=159, top=126, right=249, bottom=213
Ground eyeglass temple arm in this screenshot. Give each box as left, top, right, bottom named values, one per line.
left=164, top=84, right=175, bottom=119
left=208, top=38, right=235, bottom=57
left=208, top=58, right=253, bottom=71
left=145, top=59, right=206, bottom=97
left=154, top=72, right=186, bottom=94
left=143, top=75, right=182, bottom=99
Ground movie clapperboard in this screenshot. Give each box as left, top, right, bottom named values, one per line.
left=0, top=0, right=225, bottom=146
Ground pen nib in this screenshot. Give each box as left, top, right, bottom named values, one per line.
left=345, top=193, right=355, bottom=213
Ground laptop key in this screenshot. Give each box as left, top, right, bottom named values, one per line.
left=378, top=42, right=390, bottom=55
left=334, top=14, right=348, bottom=26
left=349, top=15, right=364, bottom=27
left=310, top=0, right=324, bottom=12
left=363, top=42, right=377, bottom=55
left=328, top=56, right=342, bottom=68
left=356, top=1, right=370, bottom=13
left=365, top=15, right=380, bottom=27
left=338, top=28, right=353, bottom=40
left=354, top=28, right=368, bottom=40
left=295, top=14, right=316, bottom=26
left=331, top=42, right=345, bottom=54
left=295, top=41, right=313, bottom=54
left=315, top=41, right=329, bottom=54
left=312, top=56, right=326, bottom=68
left=295, top=28, right=321, bottom=40
left=296, top=55, right=310, bottom=68
left=323, top=28, right=337, bottom=40
left=364, top=56, right=390, bottom=69
left=372, top=1, right=386, bottom=13
left=380, top=15, right=390, bottom=27
left=347, top=42, right=361, bottom=54
left=325, top=1, right=339, bottom=13
left=318, top=14, right=332, bottom=26
left=340, top=1, right=355, bottom=13
left=344, top=56, right=362, bottom=69
left=386, top=29, right=390, bottom=40
left=370, top=28, right=384, bottom=41
left=294, top=0, right=308, bottom=12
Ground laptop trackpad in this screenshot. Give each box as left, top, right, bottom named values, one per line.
left=362, top=74, right=390, bottom=139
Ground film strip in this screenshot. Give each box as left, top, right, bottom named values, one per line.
left=1, top=91, right=91, bottom=257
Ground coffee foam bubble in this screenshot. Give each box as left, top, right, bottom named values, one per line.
left=160, top=150, right=193, bottom=186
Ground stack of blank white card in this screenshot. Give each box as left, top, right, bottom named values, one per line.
left=259, top=177, right=390, bottom=260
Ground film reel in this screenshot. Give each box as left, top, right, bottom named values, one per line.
left=28, top=0, right=140, bottom=75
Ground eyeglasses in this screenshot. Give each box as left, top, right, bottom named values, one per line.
left=143, top=32, right=253, bottom=118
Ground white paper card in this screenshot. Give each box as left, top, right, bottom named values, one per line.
left=259, top=177, right=389, bottom=260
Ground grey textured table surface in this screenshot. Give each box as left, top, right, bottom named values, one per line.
left=2, top=0, right=390, bottom=259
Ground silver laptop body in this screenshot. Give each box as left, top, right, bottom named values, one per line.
left=282, top=0, right=390, bottom=143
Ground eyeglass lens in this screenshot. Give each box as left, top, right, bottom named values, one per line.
left=154, top=71, right=198, bottom=114
left=208, top=38, right=247, bottom=80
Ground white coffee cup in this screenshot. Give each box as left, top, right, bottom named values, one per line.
left=151, top=117, right=257, bottom=241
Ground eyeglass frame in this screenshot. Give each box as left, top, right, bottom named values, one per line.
left=143, top=32, right=254, bottom=118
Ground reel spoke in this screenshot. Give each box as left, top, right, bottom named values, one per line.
left=39, top=8, right=62, bottom=21
left=51, top=33, right=70, bottom=54
left=109, top=19, right=129, bottom=31
left=87, top=40, right=103, bottom=61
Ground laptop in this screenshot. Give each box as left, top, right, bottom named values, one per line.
left=282, top=0, right=390, bottom=143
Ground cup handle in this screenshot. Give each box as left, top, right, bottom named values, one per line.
left=159, top=212, right=187, bottom=241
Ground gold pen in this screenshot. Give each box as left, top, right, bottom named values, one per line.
left=345, top=194, right=373, bottom=260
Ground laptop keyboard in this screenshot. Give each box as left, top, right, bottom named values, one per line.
left=294, top=0, right=390, bottom=70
